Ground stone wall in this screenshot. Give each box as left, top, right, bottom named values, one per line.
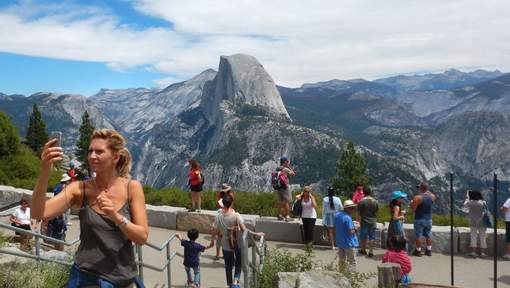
left=0, top=185, right=507, bottom=255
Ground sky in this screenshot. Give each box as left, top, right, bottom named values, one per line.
left=0, top=0, right=509, bottom=96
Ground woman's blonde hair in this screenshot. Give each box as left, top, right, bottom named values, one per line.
left=91, top=129, right=132, bottom=178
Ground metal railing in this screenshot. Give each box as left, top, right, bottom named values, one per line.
left=0, top=221, right=178, bottom=288
left=0, top=221, right=80, bottom=265
left=241, top=230, right=266, bottom=288
left=134, top=233, right=177, bottom=287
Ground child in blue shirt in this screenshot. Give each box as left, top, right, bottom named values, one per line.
left=176, top=228, right=213, bottom=288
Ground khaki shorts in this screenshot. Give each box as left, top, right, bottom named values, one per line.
left=276, top=188, right=291, bottom=203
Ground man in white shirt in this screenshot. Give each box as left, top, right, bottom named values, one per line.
left=501, top=189, right=510, bottom=260
left=10, top=198, right=31, bottom=235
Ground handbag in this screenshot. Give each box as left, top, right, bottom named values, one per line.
left=220, top=213, right=240, bottom=250
left=482, top=202, right=494, bottom=228
left=292, top=198, right=303, bottom=217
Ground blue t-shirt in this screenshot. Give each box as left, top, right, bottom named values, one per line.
left=334, top=211, right=359, bottom=248
left=181, top=240, right=205, bottom=268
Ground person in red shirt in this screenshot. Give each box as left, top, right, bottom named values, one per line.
left=383, top=235, right=412, bottom=284
left=188, top=159, right=204, bottom=212
left=351, top=184, right=364, bottom=204
left=68, top=163, right=77, bottom=182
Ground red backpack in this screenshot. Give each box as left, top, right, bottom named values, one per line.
left=271, top=170, right=289, bottom=190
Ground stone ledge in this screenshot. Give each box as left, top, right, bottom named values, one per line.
left=146, top=205, right=186, bottom=230
left=457, top=227, right=506, bottom=256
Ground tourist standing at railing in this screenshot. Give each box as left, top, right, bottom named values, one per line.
left=46, top=173, right=71, bottom=251
left=188, top=159, right=204, bottom=212
left=212, top=194, right=264, bottom=288
left=387, top=191, right=407, bottom=248
left=323, top=186, right=342, bottom=250
left=296, top=186, right=317, bottom=246
left=411, top=182, right=436, bottom=257
left=501, top=189, right=510, bottom=260
left=31, top=129, right=148, bottom=288
left=334, top=200, right=359, bottom=273
left=462, top=190, right=488, bottom=257
left=275, top=156, right=295, bottom=222
left=10, top=198, right=31, bottom=234
left=357, top=187, right=379, bottom=257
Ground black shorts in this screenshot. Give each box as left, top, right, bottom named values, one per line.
left=190, top=184, right=203, bottom=192
left=506, top=222, right=510, bottom=243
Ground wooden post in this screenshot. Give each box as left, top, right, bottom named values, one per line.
left=378, top=263, right=401, bottom=288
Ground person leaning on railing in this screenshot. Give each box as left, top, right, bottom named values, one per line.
left=31, top=129, right=149, bottom=288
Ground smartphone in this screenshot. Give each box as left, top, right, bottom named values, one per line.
left=49, top=131, right=62, bottom=147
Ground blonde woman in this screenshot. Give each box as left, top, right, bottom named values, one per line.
left=297, top=186, right=317, bottom=246
left=32, top=129, right=148, bottom=287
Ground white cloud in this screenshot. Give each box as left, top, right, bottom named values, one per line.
left=0, top=0, right=509, bottom=88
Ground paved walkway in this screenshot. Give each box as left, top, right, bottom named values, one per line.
left=2, top=216, right=510, bottom=287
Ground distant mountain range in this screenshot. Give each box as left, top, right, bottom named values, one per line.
left=1, top=56, right=508, bottom=213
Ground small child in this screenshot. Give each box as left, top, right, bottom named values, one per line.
left=176, top=228, right=213, bottom=288
left=382, top=235, right=412, bottom=284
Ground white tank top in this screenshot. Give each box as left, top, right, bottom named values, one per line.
left=301, top=197, right=317, bottom=218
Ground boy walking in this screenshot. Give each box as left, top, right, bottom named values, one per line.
left=176, top=229, right=213, bottom=288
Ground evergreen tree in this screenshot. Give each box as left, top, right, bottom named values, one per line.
left=331, top=141, right=371, bottom=196
left=0, top=112, right=20, bottom=156
left=75, top=111, right=95, bottom=175
left=25, top=104, right=48, bottom=153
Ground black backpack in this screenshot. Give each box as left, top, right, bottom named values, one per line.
left=292, top=198, right=303, bottom=217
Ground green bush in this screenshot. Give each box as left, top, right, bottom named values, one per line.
left=0, top=262, right=69, bottom=288
left=256, top=248, right=314, bottom=288
left=0, top=231, right=7, bottom=247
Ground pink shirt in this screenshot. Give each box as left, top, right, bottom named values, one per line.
left=352, top=190, right=364, bottom=204
left=382, top=250, right=412, bottom=276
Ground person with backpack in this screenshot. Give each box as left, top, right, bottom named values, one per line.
left=212, top=195, right=264, bottom=288
left=296, top=186, right=317, bottom=246
left=462, top=190, right=488, bottom=257
left=188, top=159, right=204, bottom=212
left=322, top=186, right=342, bottom=249
left=357, top=187, right=379, bottom=257
left=273, top=156, right=295, bottom=221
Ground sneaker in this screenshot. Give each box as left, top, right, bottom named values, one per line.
left=467, top=252, right=478, bottom=257
left=188, top=208, right=196, bottom=212
left=479, top=252, right=488, bottom=258
left=412, top=249, right=422, bottom=257
left=368, top=252, right=374, bottom=258
left=196, top=209, right=201, bottom=213
left=67, top=222, right=72, bottom=226
left=502, top=254, right=510, bottom=260
left=425, top=249, right=432, bottom=256
left=358, top=249, right=367, bottom=255
left=213, top=255, right=220, bottom=261
left=284, top=216, right=291, bottom=222
left=277, top=215, right=284, bottom=221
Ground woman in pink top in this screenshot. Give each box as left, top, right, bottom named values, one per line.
left=383, top=235, right=412, bottom=284
left=352, top=184, right=364, bottom=204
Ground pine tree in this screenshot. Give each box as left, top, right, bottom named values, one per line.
left=0, top=112, right=20, bottom=156
left=25, top=104, right=48, bottom=153
left=75, top=111, right=95, bottom=175
left=331, top=141, right=371, bottom=196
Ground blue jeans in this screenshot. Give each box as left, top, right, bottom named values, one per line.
left=66, top=264, right=144, bottom=288
left=185, top=265, right=201, bottom=285
left=223, top=249, right=242, bottom=286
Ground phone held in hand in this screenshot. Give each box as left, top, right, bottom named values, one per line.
left=49, top=131, right=62, bottom=147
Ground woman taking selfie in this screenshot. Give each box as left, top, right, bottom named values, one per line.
left=31, top=129, right=148, bottom=287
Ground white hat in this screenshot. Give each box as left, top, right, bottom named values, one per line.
left=343, top=200, right=357, bottom=209
left=60, top=173, right=71, bottom=182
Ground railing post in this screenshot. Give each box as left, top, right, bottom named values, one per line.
left=242, top=230, right=249, bottom=288
left=252, top=242, right=257, bottom=287
left=35, top=234, right=40, bottom=262
left=136, top=245, right=144, bottom=282
left=166, top=241, right=172, bottom=288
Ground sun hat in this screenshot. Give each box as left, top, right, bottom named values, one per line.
left=343, top=199, right=357, bottom=209
left=220, top=183, right=232, bottom=193
left=60, top=173, right=71, bottom=183
left=391, top=190, right=407, bottom=201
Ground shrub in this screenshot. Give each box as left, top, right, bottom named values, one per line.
left=0, top=262, right=69, bottom=288
left=256, top=247, right=314, bottom=288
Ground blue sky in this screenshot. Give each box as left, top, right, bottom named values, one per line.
left=0, top=0, right=508, bottom=96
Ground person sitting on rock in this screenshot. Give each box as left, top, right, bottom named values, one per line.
left=383, top=235, right=412, bottom=284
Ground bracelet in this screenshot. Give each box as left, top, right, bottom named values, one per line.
left=117, top=216, right=129, bottom=228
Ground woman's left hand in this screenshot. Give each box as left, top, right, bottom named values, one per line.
left=97, top=193, right=117, bottom=218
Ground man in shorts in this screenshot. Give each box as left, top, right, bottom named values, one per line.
left=411, top=182, right=436, bottom=256
left=357, top=187, right=378, bottom=257
left=276, top=156, right=295, bottom=221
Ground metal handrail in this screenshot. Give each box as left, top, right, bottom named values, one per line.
left=0, top=221, right=178, bottom=288
left=242, top=229, right=266, bottom=288
left=134, top=233, right=178, bottom=287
